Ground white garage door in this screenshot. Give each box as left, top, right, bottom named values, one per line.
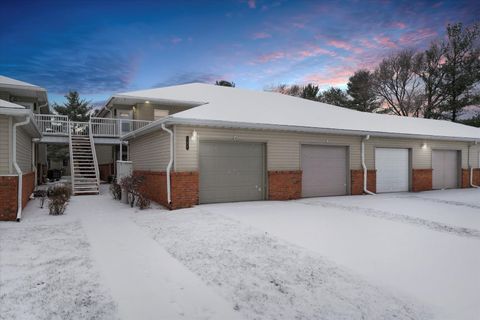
left=375, top=148, right=409, bottom=193
left=432, top=150, right=458, bottom=190
left=301, top=145, right=348, bottom=197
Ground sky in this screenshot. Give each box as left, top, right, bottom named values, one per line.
left=1, top=0, right=479, bottom=105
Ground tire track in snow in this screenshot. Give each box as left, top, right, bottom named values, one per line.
left=301, top=200, right=480, bottom=239
left=394, top=195, right=480, bottom=210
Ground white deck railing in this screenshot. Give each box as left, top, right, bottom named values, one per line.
left=33, top=114, right=151, bottom=138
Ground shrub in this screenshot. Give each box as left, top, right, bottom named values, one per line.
left=48, top=197, right=67, bottom=215
left=137, top=195, right=151, bottom=210
left=120, top=175, right=145, bottom=208
left=33, top=190, right=48, bottom=208
left=47, top=184, right=71, bottom=215
left=110, top=181, right=122, bottom=200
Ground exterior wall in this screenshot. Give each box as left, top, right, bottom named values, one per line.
left=0, top=176, right=17, bottom=220
left=0, top=172, right=35, bottom=221
left=129, top=130, right=170, bottom=171
left=412, top=169, right=433, bottom=192
left=268, top=170, right=302, bottom=200
left=0, top=116, right=10, bottom=174
left=351, top=170, right=376, bottom=195
left=474, top=169, right=480, bottom=185
left=364, top=137, right=470, bottom=170
left=16, top=126, right=32, bottom=173
left=133, top=170, right=198, bottom=209
left=174, top=125, right=362, bottom=172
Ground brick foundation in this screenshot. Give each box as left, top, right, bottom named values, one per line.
left=99, top=163, right=114, bottom=181
left=461, top=169, right=470, bottom=188
left=0, top=172, right=35, bottom=221
left=474, top=169, right=480, bottom=186
left=268, top=170, right=302, bottom=200
left=351, top=170, right=376, bottom=195
left=133, top=170, right=198, bottom=210
left=412, top=169, right=433, bottom=192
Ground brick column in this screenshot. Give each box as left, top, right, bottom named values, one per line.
left=268, top=170, right=302, bottom=200
left=0, top=176, right=18, bottom=221
left=351, top=170, right=376, bottom=195
left=22, top=172, right=35, bottom=209
left=474, top=169, right=480, bottom=186
left=461, top=169, right=470, bottom=188
left=412, top=169, right=432, bottom=192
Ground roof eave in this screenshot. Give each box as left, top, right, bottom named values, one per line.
left=123, top=117, right=480, bottom=143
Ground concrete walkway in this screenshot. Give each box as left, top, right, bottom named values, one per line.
left=74, top=193, right=242, bottom=320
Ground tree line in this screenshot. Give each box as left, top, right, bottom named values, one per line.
left=266, top=22, right=480, bottom=125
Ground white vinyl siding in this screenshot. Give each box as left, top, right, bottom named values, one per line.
left=129, top=130, right=170, bottom=171
left=0, top=116, right=10, bottom=174
left=365, top=137, right=469, bottom=170
left=174, top=125, right=362, bottom=172
left=16, top=126, right=32, bottom=173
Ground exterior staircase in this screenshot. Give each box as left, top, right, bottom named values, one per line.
left=69, top=124, right=100, bottom=195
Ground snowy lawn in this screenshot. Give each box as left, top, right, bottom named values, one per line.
left=2, top=186, right=479, bottom=320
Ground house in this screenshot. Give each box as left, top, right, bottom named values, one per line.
left=117, top=83, right=480, bottom=209
left=0, top=98, right=42, bottom=221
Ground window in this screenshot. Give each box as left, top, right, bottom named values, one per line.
left=154, top=109, right=169, bottom=121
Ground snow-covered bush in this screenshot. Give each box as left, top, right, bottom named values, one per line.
left=47, top=184, right=72, bottom=215
left=119, top=174, right=145, bottom=208
left=109, top=181, right=122, bottom=200
left=137, top=195, right=151, bottom=210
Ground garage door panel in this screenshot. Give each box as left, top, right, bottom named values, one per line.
left=301, top=145, right=348, bottom=197
left=199, top=141, right=265, bottom=204
left=432, top=150, right=458, bottom=189
left=375, top=148, right=409, bottom=193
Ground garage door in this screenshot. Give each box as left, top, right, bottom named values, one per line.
left=301, top=145, right=348, bottom=197
left=432, top=150, right=458, bottom=189
left=199, top=141, right=265, bottom=204
left=375, top=148, right=409, bottom=193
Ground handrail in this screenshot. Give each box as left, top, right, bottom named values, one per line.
left=34, top=114, right=151, bottom=138
left=88, top=121, right=101, bottom=186
left=68, top=121, right=75, bottom=192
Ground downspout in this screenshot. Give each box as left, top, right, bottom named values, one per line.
left=361, top=135, right=375, bottom=195
left=13, top=116, right=31, bottom=221
left=161, top=123, right=174, bottom=206
left=32, top=140, right=37, bottom=188
left=469, top=141, right=479, bottom=188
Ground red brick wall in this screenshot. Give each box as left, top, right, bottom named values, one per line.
left=474, top=169, right=480, bottom=186
left=99, top=163, right=114, bottom=181
left=22, top=172, right=35, bottom=209
left=268, top=170, right=302, bottom=200
left=133, top=170, right=199, bottom=210
left=170, top=172, right=199, bottom=209
left=0, top=176, right=18, bottom=221
left=461, top=169, right=470, bottom=188
left=412, top=169, right=433, bottom=192
left=0, top=172, right=35, bottom=221
left=351, top=170, right=376, bottom=195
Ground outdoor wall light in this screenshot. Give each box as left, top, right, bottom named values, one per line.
left=191, top=130, right=198, bottom=141
left=421, top=142, right=427, bottom=149
left=145, top=100, right=150, bottom=104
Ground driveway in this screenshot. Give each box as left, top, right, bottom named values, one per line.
left=2, top=187, right=479, bottom=320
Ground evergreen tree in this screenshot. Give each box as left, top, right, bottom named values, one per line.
left=347, top=70, right=381, bottom=112
left=318, top=87, right=350, bottom=108
left=53, top=91, right=92, bottom=121
left=301, top=83, right=320, bottom=101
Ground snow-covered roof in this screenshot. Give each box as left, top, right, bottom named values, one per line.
left=0, top=98, right=26, bottom=109
left=118, top=83, right=480, bottom=141
left=0, top=75, right=48, bottom=105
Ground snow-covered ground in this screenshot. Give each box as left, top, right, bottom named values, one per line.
left=1, top=186, right=479, bottom=320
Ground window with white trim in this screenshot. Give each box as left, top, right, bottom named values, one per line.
left=154, top=109, right=169, bottom=121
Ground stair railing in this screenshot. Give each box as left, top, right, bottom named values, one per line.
left=88, top=121, right=101, bottom=187
left=68, top=120, right=75, bottom=193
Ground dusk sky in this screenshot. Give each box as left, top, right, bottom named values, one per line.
left=1, top=0, right=479, bottom=105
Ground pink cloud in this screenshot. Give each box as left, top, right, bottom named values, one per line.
left=359, top=38, right=377, bottom=49
left=298, top=46, right=336, bottom=58
left=256, top=51, right=286, bottom=63
left=327, top=40, right=363, bottom=54
left=252, top=32, right=272, bottom=39
left=303, top=67, right=354, bottom=87
left=392, top=21, right=407, bottom=29
left=253, top=45, right=335, bottom=64
left=373, top=36, right=397, bottom=48
left=399, top=28, right=437, bottom=45
left=248, top=0, right=256, bottom=9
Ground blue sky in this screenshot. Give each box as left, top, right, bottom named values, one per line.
left=1, top=0, right=479, bottom=105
